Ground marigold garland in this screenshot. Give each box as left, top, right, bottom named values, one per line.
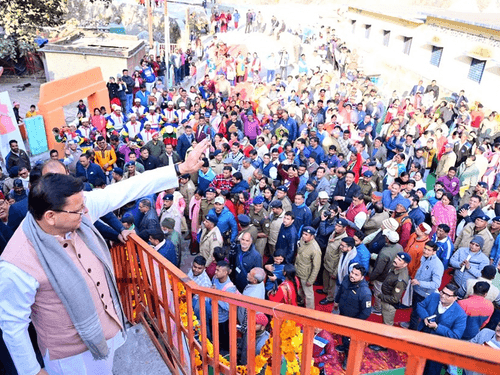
left=175, top=281, right=320, bottom=375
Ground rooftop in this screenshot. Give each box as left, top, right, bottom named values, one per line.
left=41, top=32, right=146, bottom=58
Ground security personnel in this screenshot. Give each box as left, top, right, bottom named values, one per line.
left=248, top=195, right=270, bottom=256
left=320, top=218, right=348, bottom=305
left=369, top=252, right=411, bottom=352
left=295, top=226, right=322, bottom=309
left=358, top=170, right=377, bottom=204
left=272, top=185, right=292, bottom=212
left=267, top=200, right=285, bottom=255
left=199, top=187, right=216, bottom=225
left=309, top=191, right=330, bottom=225
left=334, top=264, right=372, bottom=369
left=276, top=211, right=298, bottom=264
left=199, top=214, right=224, bottom=263
left=238, top=214, right=258, bottom=243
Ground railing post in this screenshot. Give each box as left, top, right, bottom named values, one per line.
left=271, top=318, right=283, bottom=374
left=246, top=310, right=256, bottom=375
left=186, top=287, right=197, bottom=375
left=346, top=339, right=364, bottom=375
left=229, top=305, right=238, bottom=375
left=300, top=326, right=315, bottom=374
left=211, top=298, right=221, bottom=375
left=199, top=295, right=210, bottom=375
left=405, top=356, right=426, bottom=375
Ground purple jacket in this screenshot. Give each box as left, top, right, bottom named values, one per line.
left=240, top=113, right=261, bottom=140
left=436, top=175, right=460, bottom=196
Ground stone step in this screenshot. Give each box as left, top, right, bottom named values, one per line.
left=113, top=323, right=172, bottom=375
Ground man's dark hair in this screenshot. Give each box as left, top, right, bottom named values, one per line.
left=213, top=247, right=226, bottom=262
left=233, top=172, right=242, bottom=181
left=29, top=173, right=84, bottom=221
left=139, top=199, right=152, bottom=208
left=295, top=192, right=304, bottom=199
left=97, top=136, right=105, bottom=143
left=438, top=223, right=451, bottom=233
left=9, top=140, right=17, bottom=147
left=345, top=170, right=355, bottom=177
left=448, top=167, right=457, bottom=173
left=471, top=194, right=482, bottom=203
left=216, top=260, right=231, bottom=271
left=351, top=263, right=366, bottom=276
left=149, top=231, right=165, bottom=242
left=444, top=283, right=459, bottom=296
left=473, top=281, right=490, bottom=296
left=93, top=178, right=106, bottom=187
left=425, top=241, right=438, bottom=252
left=140, top=146, right=148, bottom=153
left=121, top=215, right=134, bottom=225
left=50, top=149, right=59, bottom=156
left=284, top=211, right=295, bottom=220
left=273, top=248, right=287, bottom=259
left=354, top=230, right=365, bottom=241
left=193, top=255, right=207, bottom=267
left=233, top=142, right=240, bottom=148
left=223, top=166, right=232, bottom=172
left=352, top=191, right=364, bottom=200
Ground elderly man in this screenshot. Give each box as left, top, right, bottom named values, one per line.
left=450, top=235, right=490, bottom=296
left=230, top=232, right=262, bottom=293
left=455, top=214, right=494, bottom=258
left=295, top=226, right=322, bottom=309
left=0, top=139, right=208, bottom=375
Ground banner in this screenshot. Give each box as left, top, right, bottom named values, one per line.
left=24, top=115, right=48, bottom=156
left=0, top=91, right=25, bottom=161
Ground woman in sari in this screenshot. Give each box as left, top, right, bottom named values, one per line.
left=90, top=107, right=107, bottom=139
left=188, top=190, right=202, bottom=255
left=235, top=191, right=250, bottom=216
left=430, top=192, right=457, bottom=241
left=268, top=264, right=300, bottom=306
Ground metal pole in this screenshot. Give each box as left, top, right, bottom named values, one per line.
left=164, top=0, right=170, bottom=86
left=147, top=0, right=153, bottom=48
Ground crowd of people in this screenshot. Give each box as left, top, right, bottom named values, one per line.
left=1, top=6, right=500, bottom=375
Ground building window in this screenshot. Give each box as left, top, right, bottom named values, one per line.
left=430, top=46, right=443, bottom=67
left=468, top=58, right=486, bottom=83
left=365, top=25, right=371, bottom=39
left=383, top=30, right=390, bottom=47
left=351, top=20, right=356, bottom=34
left=403, top=37, right=412, bottom=55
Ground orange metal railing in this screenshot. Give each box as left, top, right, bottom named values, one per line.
left=111, top=234, right=500, bottom=375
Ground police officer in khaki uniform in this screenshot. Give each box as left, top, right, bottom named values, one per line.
left=369, top=252, right=411, bottom=352
left=367, top=161, right=383, bottom=192
left=199, top=213, right=224, bottom=263
left=272, top=185, right=292, bottom=212
left=238, top=214, right=258, bottom=243
left=248, top=196, right=270, bottom=256
left=209, top=150, right=225, bottom=175
left=267, top=200, right=285, bottom=256
left=295, top=226, right=322, bottom=309
left=199, top=187, right=217, bottom=225
left=319, top=218, right=348, bottom=305
left=358, top=170, right=377, bottom=204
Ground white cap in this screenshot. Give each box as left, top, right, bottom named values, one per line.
left=382, top=218, right=399, bottom=232
left=382, top=229, right=399, bottom=243
left=179, top=102, right=186, bottom=107
left=214, top=196, right=225, bottom=204
left=165, top=125, right=174, bottom=133
left=149, top=106, right=156, bottom=111
left=318, top=191, right=329, bottom=199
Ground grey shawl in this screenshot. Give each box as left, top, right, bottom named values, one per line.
left=23, top=212, right=127, bottom=360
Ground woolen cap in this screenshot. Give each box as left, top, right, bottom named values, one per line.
left=253, top=196, right=265, bottom=205
left=418, top=222, right=432, bottom=235
left=382, top=218, right=399, bottom=231
left=383, top=229, right=399, bottom=243
left=318, top=191, right=329, bottom=199
left=471, top=235, right=484, bottom=249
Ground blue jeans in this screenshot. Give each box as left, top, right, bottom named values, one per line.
left=125, top=93, right=133, bottom=114
left=266, top=69, right=275, bottom=83
left=174, top=68, right=182, bottom=85
left=493, top=172, right=500, bottom=190
left=408, top=291, right=426, bottom=330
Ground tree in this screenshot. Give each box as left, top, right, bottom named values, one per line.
left=0, top=0, right=67, bottom=60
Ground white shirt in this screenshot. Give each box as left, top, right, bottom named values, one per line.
left=0, top=165, right=179, bottom=375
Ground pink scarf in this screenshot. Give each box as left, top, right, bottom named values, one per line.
left=189, top=196, right=201, bottom=235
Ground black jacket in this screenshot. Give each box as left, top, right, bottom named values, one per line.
left=331, top=179, right=361, bottom=211
left=335, top=275, right=372, bottom=320
left=137, top=209, right=161, bottom=242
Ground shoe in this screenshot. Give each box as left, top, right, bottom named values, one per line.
left=368, top=344, right=387, bottom=352
left=342, top=357, right=347, bottom=370
left=335, top=345, right=346, bottom=353
left=372, top=310, right=382, bottom=316
left=319, top=298, right=334, bottom=305
left=399, top=321, right=410, bottom=329
left=316, top=289, right=328, bottom=295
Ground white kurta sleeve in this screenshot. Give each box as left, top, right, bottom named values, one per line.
left=85, top=165, right=179, bottom=223
left=0, top=261, right=41, bottom=375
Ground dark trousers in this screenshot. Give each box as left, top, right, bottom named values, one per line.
left=409, top=292, right=426, bottom=330
left=424, top=360, right=444, bottom=375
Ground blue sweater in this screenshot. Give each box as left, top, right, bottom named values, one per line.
left=416, top=293, right=467, bottom=339
left=75, top=162, right=106, bottom=187
left=276, top=224, right=298, bottom=264
left=209, top=207, right=238, bottom=242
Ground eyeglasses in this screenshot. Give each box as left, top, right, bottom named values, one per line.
left=53, top=209, right=85, bottom=217
left=0, top=200, right=7, bottom=206
left=440, top=290, right=455, bottom=298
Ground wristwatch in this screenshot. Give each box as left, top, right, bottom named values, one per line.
left=174, top=163, right=182, bottom=176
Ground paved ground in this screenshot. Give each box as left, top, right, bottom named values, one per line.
left=113, top=323, right=172, bottom=375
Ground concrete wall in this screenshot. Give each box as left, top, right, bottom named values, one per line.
left=341, top=10, right=500, bottom=110
left=44, top=44, right=147, bottom=81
